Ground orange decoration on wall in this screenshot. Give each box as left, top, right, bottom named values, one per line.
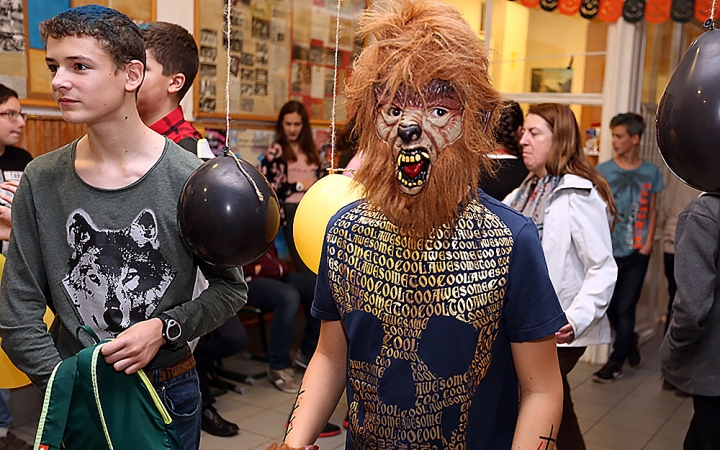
left=598, top=0, right=624, bottom=21
left=521, top=0, right=541, bottom=8
left=559, top=0, right=582, bottom=15
left=645, top=0, right=672, bottom=22
left=695, top=0, right=720, bottom=23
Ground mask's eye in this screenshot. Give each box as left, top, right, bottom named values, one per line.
left=389, top=107, right=402, bottom=117
left=430, top=107, right=449, bottom=118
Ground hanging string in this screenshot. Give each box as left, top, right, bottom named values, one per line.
left=328, top=0, right=343, bottom=174
left=222, top=0, right=264, bottom=201
left=706, top=0, right=717, bottom=28
left=225, top=1, right=232, bottom=138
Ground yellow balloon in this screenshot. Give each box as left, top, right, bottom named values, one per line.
left=294, top=174, right=364, bottom=273
left=0, top=254, right=55, bottom=389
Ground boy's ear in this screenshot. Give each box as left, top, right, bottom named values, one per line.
left=168, top=73, right=186, bottom=96
left=631, top=134, right=641, bottom=146
left=125, top=60, right=145, bottom=93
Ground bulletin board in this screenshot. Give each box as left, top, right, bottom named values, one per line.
left=0, top=0, right=155, bottom=107
left=195, top=0, right=365, bottom=123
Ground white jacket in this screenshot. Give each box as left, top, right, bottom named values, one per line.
left=505, top=174, right=617, bottom=347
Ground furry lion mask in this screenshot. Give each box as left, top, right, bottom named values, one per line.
left=347, top=0, right=502, bottom=237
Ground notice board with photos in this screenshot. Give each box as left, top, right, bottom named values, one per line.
left=0, top=0, right=155, bottom=107
left=195, top=0, right=365, bottom=122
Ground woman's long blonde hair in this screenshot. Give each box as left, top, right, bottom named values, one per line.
left=529, top=103, right=617, bottom=220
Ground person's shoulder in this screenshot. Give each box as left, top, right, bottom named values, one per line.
left=595, top=159, right=615, bottom=173
left=478, top=190, right=534, bottom=235
left=687, top=194, right=720, bottom=220
left=162, top=139, right=203, bottom=170
left=640, top=159, right=662, bottom=174
left=328, top=198, right=366, bottom=226
left=22, top=141, right=76, bottom=179
left=6, top=145, right=33, bottom=160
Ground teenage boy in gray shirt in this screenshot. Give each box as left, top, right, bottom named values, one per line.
left=0, top=7, right=246, bottom=450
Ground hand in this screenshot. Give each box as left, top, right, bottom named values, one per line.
left=0, top=179, right=20, bottom=194
left=101, top=318, right=165, bottom=375
left=555, top=324, right=575, bottom=344
left=638, top=244, right=653, bottom=256
left=0, top=180, right=18, bottom=206
left=0, top=206, right=11, bottom=241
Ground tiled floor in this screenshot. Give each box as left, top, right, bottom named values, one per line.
left=11, top=324, right=693, bottom=450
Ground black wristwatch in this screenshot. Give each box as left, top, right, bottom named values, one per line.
left=159, top=314, right=182, bottom=348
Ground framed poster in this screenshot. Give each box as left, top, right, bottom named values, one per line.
left=196, top=0, right=364, bottom=122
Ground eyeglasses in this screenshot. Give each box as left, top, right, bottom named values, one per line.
left=0, top=111, right=28, bottom=121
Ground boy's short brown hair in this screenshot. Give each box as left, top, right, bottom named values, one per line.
left=141, top=22, right=199, bottom=102
left=40, top=5, right=145, bottom=71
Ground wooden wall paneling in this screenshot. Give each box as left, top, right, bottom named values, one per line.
left=19, top=117, right=85, bottom=158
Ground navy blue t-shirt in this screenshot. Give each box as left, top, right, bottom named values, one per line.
left=312, top=192, right=566, bottom=450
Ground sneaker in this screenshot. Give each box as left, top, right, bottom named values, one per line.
left=267, top=367, right=300, bottom=393
left=201, top=406, right=239, bottom=437
left=0, top=431, right=33, bottom=450
left=318, top=422, right=341, bottom=438
left=293, top=351, right=311, bottom=370
left=627, top=347, right=643, bottom=369
left=592, top=361, right=623, bottom=384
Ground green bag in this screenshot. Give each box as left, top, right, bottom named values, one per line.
left=33, top=327, right=184, bottom=450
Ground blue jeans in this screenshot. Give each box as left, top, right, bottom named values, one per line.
left=246, top=272, right=319, bottom=369
left=0, top=389, right=11, bottom=428
left=151, top=368, right=201, bottom=450
left=607, top=251, right=650, bottom=365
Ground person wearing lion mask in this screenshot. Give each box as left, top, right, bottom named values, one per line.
left=269, top=1, right=567, bottom=449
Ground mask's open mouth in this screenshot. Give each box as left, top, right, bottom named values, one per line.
left=396, top=148, right=431, bottom=189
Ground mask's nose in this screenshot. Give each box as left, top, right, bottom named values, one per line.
left=398, top=124, right=422, bottom=144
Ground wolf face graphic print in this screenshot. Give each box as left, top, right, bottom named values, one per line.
left=62, top=209, right=176, bottom=338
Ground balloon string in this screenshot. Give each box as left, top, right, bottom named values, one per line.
left=225, top=1, right=232, bottom=138
left=221, top=1, right=263, bottom=202
left=329, top=0, right=342, bottom=171
left=225, top=149, right=265, bottom=202
left=712, top=0, right=717, bottom=23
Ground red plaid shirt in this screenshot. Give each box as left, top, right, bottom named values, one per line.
left=149, top=107, right=202, bottom=145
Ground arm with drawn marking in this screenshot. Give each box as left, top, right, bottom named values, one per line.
left=270, top=319, right=347, bottom=449
left=510, top=335, right=563, bottom=450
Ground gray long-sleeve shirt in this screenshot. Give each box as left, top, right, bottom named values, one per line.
left=0, top=138, right=247, bottom=389
left=660, top=193, right=720, bottom=396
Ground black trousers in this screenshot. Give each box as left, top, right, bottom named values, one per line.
left=557, top=347, right=587, bottom=450
left=684, top=395, right=720, bottom=450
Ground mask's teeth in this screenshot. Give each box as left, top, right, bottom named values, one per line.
left=397, top=172, right=403, bottom=181
left=421, top=152, right=430, bottom=159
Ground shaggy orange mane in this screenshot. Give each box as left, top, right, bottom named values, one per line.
left=347, top=0, right=503, bottom=236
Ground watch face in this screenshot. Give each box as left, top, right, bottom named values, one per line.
left=166, top=319, right=182, bottom=341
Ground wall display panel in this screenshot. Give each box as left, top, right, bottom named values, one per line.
left=0, top=0, right=155, bottom=106
left=196, top=0, right=364, bottom=122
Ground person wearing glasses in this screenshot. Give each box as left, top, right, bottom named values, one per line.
left=0, top=84, right=31, bottom=242
left=0, top=83, right=32, bottom=450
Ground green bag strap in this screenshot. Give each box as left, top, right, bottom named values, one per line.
left=75, top=344, right=178, bottom=450
left=76, top=345, right=114, bottom=449
left=33, top=357, right=78, bottom=450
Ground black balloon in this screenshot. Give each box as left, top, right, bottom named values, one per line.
left=657, top=29, right=720, bottom=193
left=178, top=155, right=281, bottom=267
